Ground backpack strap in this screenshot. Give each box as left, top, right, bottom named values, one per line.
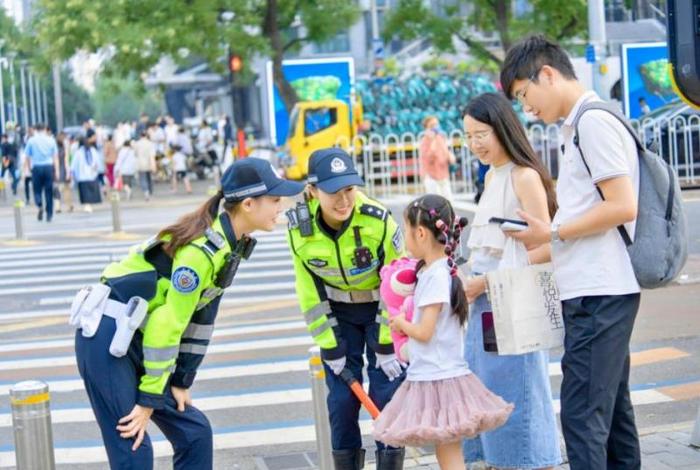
left=571, top=101, right=636, bottom=247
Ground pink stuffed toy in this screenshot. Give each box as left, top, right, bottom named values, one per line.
left=379, top=257, right=418, bottom=363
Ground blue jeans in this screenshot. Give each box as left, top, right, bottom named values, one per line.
left=31, top=165, right=54, bottom=219
left=75, top=316, right=213, bottom=470
left=323, top=301, right=404, bottom=451
left=1, top=161, right=19, bottom=194
left=560, top=293, right=641, bottom=470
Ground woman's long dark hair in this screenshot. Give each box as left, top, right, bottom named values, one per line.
left=158, top=191, right=238, bottom=256
left=465, top=93, right=557, bottom=218
left=404, top=194, right=469, bottom=326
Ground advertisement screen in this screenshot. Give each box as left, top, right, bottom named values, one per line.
left=621, top=42, right=678, bottom=119
left=266, top=58, right=354, bottom=146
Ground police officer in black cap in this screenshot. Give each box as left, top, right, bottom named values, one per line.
left=286, top=148, right=406, bottom=469
left=72, top=158, right=303, bottom=469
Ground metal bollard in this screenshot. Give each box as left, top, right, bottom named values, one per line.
left=308, top=346, right=333, bottom=469
left=110, top=191, right=122, bottom=233
left=691, top=404, right=700, bottom=447
left=13, top=199, right=25, bottom=240
left=10, top=380, right=56, bottom=470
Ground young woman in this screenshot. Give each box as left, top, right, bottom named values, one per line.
left=71, top=158, right=303, bottom=469
left=462, top=92, right=562, bottom=470
left=287, top=148, right=406, bottom=469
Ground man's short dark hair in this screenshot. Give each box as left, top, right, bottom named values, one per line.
left=500, top=34, right=577, bottom=100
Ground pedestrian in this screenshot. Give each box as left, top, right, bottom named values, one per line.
left=171, top=145, right=192, bottom=194
left=55, top=132, right=74, bottom=213
left=501, top=35, right=642, bottom=470
left=23, top=123, right=58, bottom=222
left=0, top=133, right=20, bottom=196
left=462, top=93, right=561, bottom=469
left=419, top=116, right=456, bottom=200
left=103, top=134, right=118, bottom=188
left=373, top=194, right=513, bottom=470
left=70, top=158, right=303, bottom=470
left=71, top=132, right=102, bottom=213
left=286, top=148, right=407, bottom=469
left=134, top=131, right=157, bottom=200
left=115, top=140, right=137, bottom=200
left=21, top=127, right=34, bottom=204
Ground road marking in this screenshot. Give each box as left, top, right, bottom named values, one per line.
left=0, top=319, right=306, bottom=353
left=659, top=382, right=700, bottom=400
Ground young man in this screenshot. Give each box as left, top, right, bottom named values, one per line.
left=500, top=35, right=641, bottom=470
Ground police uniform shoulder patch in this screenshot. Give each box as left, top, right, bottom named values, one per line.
left=172, top=267, right=200, bottom=294
left=391, top=228, right=404, bottom=252
left=359, top=204, right=386, bottom=220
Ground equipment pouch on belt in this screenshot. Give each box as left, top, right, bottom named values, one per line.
left=109, top=296, right=148, bottom=358
left=69, top=283, right=111, bottom=338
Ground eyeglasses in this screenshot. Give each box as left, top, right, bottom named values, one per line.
left=514, top=69, right=541, bottom=104
left=465, top=130, right=493, bottom=144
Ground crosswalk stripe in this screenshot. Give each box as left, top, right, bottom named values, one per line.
left=0, top=258, right=294, bottom=280
left=0, top=421, right=375, bottom=467
left=0, top=358, right=310, bottom=395
left=0, top=248, right=292, bottom=269
left=0, top=231, right=287, bottom=256
left=0, top=263, right=294, bottom=296
left=0, top=320, right=307, bottom=354
left=0, top=242, right=291, bottom=262
left=0, top=335, right=314, bottom=371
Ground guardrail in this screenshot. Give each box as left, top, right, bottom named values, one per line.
left=337, top=115, right=700, bottom=198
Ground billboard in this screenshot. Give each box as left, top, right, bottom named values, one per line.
left=621, top=42, right=678, bottom=119
left=266, top=57, right=355, bottom=146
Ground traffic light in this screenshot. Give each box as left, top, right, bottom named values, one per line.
left=667, top=1, right=700, bottom=108
left=228, top=54, right=243, bottom=74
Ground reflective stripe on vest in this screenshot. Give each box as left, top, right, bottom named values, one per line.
left=309, top=317, right=338, bottom=338
left=143, top=345, right=179, bottom=362
left=325, top=286, right=380, bottom=303
left=179, top=343, right=208, bottom=355
left=303, top=301, right=331, bottom=325
left=182, top=322, right=215, bottom=341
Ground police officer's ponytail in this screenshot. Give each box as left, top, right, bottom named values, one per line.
left=158, top=190, right=226, bottom=256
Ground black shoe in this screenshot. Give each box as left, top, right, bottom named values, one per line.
left=37, top=209, right=43, bottom=221
left=376, top=448, right=405, bottom=470
left=332, top=449, right=365, bottom=470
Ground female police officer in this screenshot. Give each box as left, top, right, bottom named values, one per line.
left=286, top=148, right=406, bottom=470
left=70, top=158, right=303, bottom=469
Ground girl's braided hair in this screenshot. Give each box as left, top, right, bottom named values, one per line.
left=404, top=194, right=469, bottom=325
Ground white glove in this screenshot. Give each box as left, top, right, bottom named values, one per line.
left=375, top=352, right=404, bottom=381
left=324, top=356, right=346, bottom=375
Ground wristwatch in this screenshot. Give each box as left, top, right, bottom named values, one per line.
left=551, top=223, right=561, bottom=243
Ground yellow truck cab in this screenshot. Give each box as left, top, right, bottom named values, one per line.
left=284, top=98, right=363, bottom=180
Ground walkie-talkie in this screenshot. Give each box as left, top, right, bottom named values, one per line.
left=297, top=193, right=314, bottom=237
left=215, top=235, right=257, bottom=288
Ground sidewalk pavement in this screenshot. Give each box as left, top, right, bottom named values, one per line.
left=397, top=422, right=700, bottom=470
left=258, top=422, right=700, bottom=469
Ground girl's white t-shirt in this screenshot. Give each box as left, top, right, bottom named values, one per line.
left=406, top=258, right=471, bottom=382
left=172, top=152, right=187, bottom=172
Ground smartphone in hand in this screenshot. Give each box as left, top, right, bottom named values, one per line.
left=488, top=217, right=528, bottom=232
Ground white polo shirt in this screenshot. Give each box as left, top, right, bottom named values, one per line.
left=552, top=91, right=641, bottom=300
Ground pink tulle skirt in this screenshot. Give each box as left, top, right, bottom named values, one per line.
left=373, top=373, right=514, bottom=447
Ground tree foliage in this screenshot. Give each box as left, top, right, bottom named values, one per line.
left=35, top=0, right=359, bottom=112
left=383, top=0, right=587, bottom=67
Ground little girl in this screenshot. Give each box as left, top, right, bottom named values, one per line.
left=373, top=194, right=513, bottom=470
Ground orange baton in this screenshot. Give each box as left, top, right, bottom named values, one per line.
left=340, top=368, right=381, bottom=419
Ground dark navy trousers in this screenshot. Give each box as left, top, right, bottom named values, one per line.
left=75, top=316, right=212, bottom=470
left=560, top=293, right=641, bottom=470
left=31, top=165, right=54, bottom=220
left=323, top=302, right=405, bottom=451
